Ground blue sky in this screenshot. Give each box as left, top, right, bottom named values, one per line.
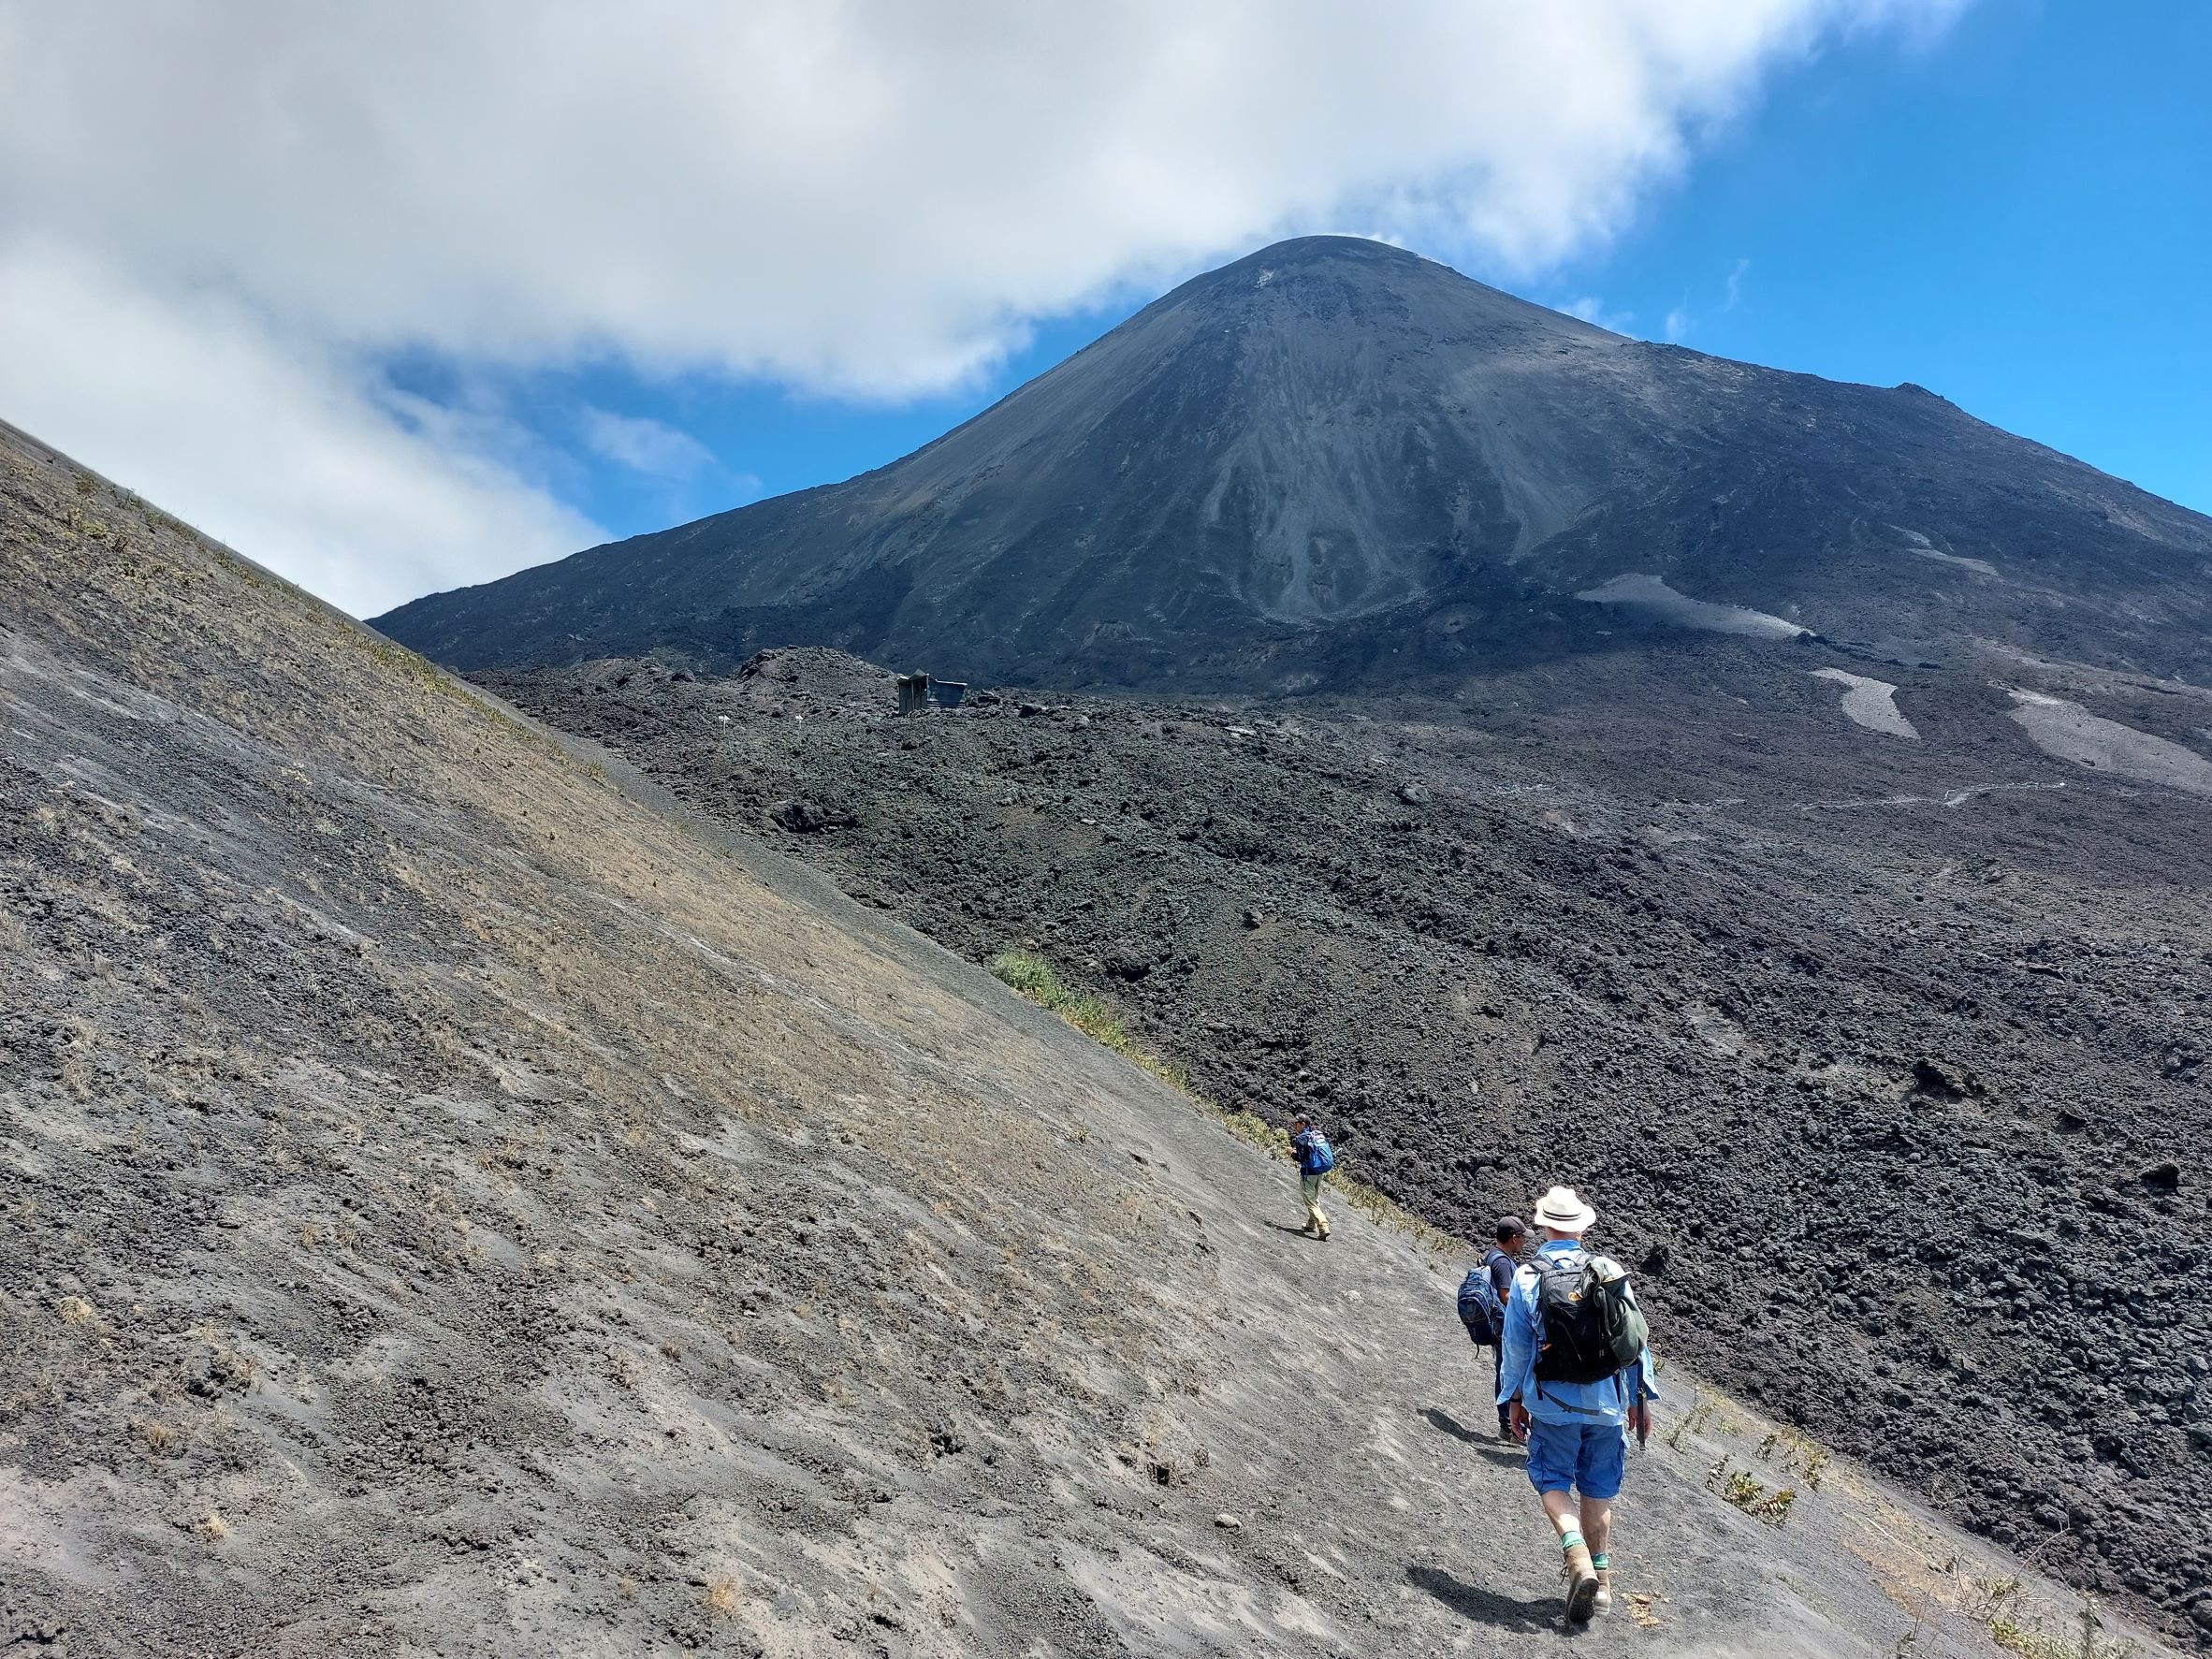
left=552, top=3, right=2208, bottom=553
left=5, top=0, right=2203, bottom=615
left=1564, top=1, right=2212, bottom=516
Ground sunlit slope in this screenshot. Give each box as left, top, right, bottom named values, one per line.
left=0, top=421, right=2176, bottom=1654
left=375, top=238, right=2212, bottom=690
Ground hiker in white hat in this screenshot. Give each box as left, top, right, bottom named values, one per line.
left=1495, top=1185, right=1659, bottom=1624
left=1533, top=1185, right=1596, bottom=1232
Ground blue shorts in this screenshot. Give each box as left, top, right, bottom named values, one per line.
left=1525, top=1418, right=1627, bottom=1500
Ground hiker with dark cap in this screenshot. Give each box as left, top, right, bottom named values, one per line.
left=1496, top=1186, right=1657, bottom=1623
left=1287, top=1115, right=1333, bottom=1240
left=1456, top=1216, right=1527, bottom=1438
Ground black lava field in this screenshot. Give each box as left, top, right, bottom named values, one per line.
left=490, top=642, right=2212, bottom=1637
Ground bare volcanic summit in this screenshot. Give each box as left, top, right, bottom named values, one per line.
left=373, top=236, right=2212, bottom=690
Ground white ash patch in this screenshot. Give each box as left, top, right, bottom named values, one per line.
left=1810, top=668, right=1918, bottom=738
left=1907, top=546, right=2001, bottom=579
left=2007, top=690, right=2212, bottom=797
left=1576, top=573, right=1809, bottom=640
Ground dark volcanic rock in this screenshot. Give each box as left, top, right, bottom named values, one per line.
left=769, top=797, right=852, bottom=834
left=375, top=236, right=2212, bottom=691
left=487, top=644, right=2212, bottom=1644
left=6, top=423, right=2187, bottom=1657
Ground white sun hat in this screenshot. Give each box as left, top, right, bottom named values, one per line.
left=1533, top=1186, right=1596, bottom=1233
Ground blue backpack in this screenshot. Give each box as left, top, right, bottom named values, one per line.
left=1457, top=1250, right=1509, bottom=1343
left=1299, top=1131, right=1335, bottom=1174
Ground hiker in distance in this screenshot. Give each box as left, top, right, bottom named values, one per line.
left=1287, top=1115, right=1334, bottom=1240
left=1496, top=1186, right=1657, bottom=1624
left=1456, top=1215, right=1527, bottom=1439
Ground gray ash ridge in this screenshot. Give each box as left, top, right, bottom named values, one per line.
left=383, top=229, right=2212, bottom=1643
left=28, top=420, right=2190, bottom=1655
left=487, top=642, right=2212, bottom=1642
left=376, top=235, right=2212, bottom=691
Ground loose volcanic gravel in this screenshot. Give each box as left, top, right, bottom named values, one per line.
left=487, top=643, right=2212, bottom=1645
left=11, top=428, right=2178, bottom=1656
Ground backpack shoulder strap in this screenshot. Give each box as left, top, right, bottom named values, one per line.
left=1534, top=1245, right=1587, bottom=1281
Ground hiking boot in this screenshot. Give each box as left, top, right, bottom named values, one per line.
left=1592, top=1568, right=1612, bottom=1614
left=1561, top=1543, right=1599, bottom=1623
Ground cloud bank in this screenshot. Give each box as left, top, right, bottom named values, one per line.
left=580, top=410, right=721, bottom=483
left=0, top=0, right=1965, bottom=614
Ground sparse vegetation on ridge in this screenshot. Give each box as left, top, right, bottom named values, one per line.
left=1969, top=1578, right=2138, bottom=1659
left=989, top=949, right=1459, bottom=1256
left=1666, top=1389, right=1742, bottom=1448
left=1760, top=1424, right=1831, bottom=1491
left=1708, top=1455, right=1797, bottom=1524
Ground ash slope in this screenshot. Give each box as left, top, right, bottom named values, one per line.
left=375, top=236, right=2212, bottom=689
left=488, top=644, right=2212, bottom=1645
left=5, top=429, right=2160, bottom=1657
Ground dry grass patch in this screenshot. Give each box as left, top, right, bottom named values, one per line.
left=1709, top=1456, right=1796, bottom=1523
left=1968, top=1579, right=2137, bottom=1659
left=1758, top=1424, right=1831, bottom=1491
left=190, top=1326, right=258, bottom=1393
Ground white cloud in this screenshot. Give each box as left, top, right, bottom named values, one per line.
left=1563, top=297, right=1637, bottom=335
left=0, top=0, right=1970, bottom=609
left=1662, top=255, right=1752, bottom=342
left=579, top=409, right=719, bottom=482
left=0, top=241, right=599, bottom=617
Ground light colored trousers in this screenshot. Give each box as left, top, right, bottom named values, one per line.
left=1299, top=1171, right=1330, bottom=1234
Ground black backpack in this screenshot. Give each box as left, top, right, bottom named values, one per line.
left=1533, top=1248, right=1648, bottom=1385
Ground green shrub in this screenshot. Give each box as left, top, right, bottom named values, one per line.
left=989, top=952, right=1131, bottom=1052
left=1709, top=1458, right=1796, bottom=1523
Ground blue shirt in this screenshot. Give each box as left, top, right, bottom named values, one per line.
left=1289, top=1128, right=1330, bottom=1174
left=1496, top=1238, right=1661, bottom=1426
left=1485, top=1246, right=1517, bottom=1308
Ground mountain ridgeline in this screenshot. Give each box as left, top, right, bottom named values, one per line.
left=374, top=237, right=2212, bottom=689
